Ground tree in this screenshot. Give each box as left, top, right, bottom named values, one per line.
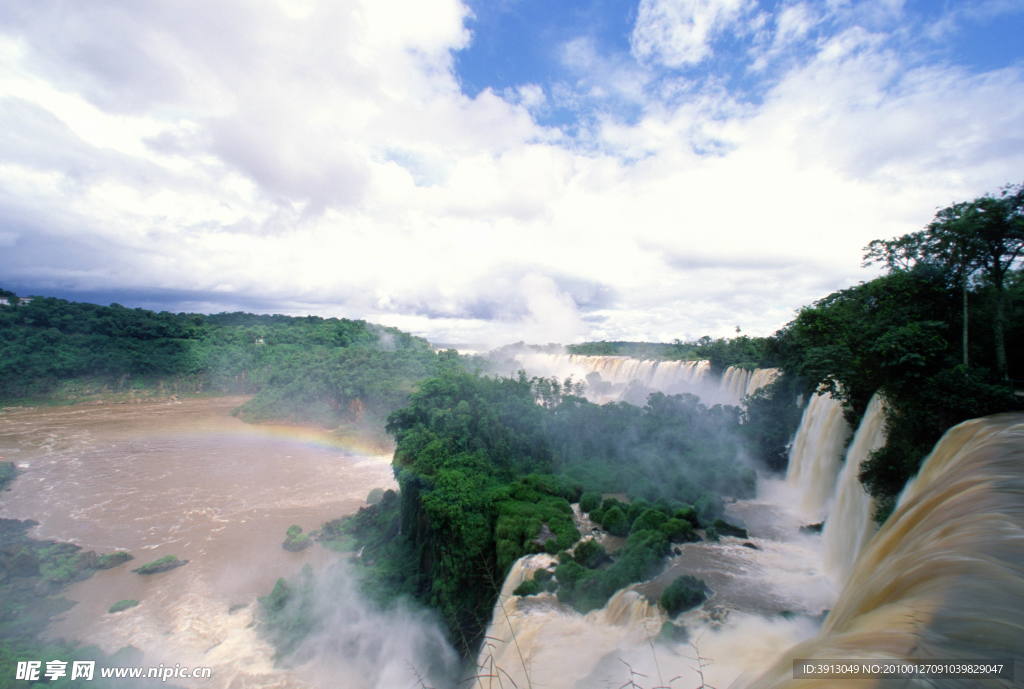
left=865, top=184, right=1024, bottom=379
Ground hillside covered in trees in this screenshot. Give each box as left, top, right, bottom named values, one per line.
left=0, top=294, right=462, bottom=427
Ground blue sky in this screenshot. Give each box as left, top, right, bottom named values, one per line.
left=1, top=0, right=1023, bottom=346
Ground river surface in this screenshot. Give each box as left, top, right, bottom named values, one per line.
left=0, top=397, right=396, bottom=689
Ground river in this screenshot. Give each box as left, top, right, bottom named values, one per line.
left=0, top=396, right=395, bottom=689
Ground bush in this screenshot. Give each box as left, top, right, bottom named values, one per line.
left=600, top=505, right=629, bottom=536
left=659, top=518, right=698, bottom=543
left=660, top=575, right=708, bottom=616
left=572, top=540, right=609, bottom=569
left=366, top=487, right=386, bottom=505
left=513, top=579, right=541, bottom=596
left=283, top=525, right=312, bottom=552
left=631, top=508, right=668, bottom=534
left=579, top=491, right=601, bottom=513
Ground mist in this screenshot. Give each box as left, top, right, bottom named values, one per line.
left=263, top=562, right=460, bottom=689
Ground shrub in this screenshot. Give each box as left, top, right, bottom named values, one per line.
left=660, top=575, right=708, bottom=616
left=631, top=508, right=668, bottom=534
left=513, top=579, right=541, bottom=596
left=572, top=540, right=609, bottom=569
left=659, top=518, right=698, bottom=543
left=579, top=491, right=601, bottom=513
left=601, top=505, right=629, bottom=536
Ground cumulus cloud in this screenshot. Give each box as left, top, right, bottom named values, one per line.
left=631, top=0, right=751, bottom=67
left=0, top=0, right=1022, bottom=345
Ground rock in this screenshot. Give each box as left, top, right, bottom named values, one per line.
left=132, top=555, right=188, bottom=575
left=108, top=599, right=139, bottom=614
left=96, top=551, right=133, bottom=569
left=712, top=519, right=748, bottom=539
left=741, top=541, right=760, bottom=550
left=800, top=522, right=824, bottom=534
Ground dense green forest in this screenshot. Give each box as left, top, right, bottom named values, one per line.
left=263, top=370, right=755, bottom=658
left=761, top=185, right=1024, bottom=518
left=565, top=335, right=774, bottom=373
left=0, top=294, right=461, bottom=427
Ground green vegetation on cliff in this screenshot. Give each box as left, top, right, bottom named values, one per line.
left=299, top=369, right=757, bottom=658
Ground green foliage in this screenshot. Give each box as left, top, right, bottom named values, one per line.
left=772, top=215, right=1023, bottom=510
left=0, top=291, right=460, bottom=428
left=660, top=575, right=708, bottom=616
left=283, top=526, right=311, bottom=551
left=258, top=567, right=317, bottom=660
left=352, top=368, right=756, bottom=656
left=572, top=540, right=609, bottom=569
left=579, top=491, right=601, bottom=513
left=512, top=579, right=541, bottom=596
left=659, top=518, right=698, bottom=543
left=108, top=599, right=139, bottom=613
left=96, top=551, right=133, bottom=569
left=132, top=555, right=186, bottom=575
left=600, top=505, right=629, bottom=536
left=556, top=530, right=670, bottom=613
left=366, top=487, right=386, bottom=505
left=631, top=508, right=668, bottom=534
left=689, top=335, right=775, bottom=373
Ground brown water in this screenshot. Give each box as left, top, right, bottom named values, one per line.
left=0, top=397, right=396, bottom=688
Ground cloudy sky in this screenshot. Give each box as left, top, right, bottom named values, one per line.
left=1, top=0, right=1023, bottom=346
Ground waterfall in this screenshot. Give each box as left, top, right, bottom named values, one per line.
left=508, top=352, right=778, bottom=407
left=784, top=393, right=851, bottom=521
left=821, top=393, right=887, bottom=584
left=736, top=413, right=1024, bottom=688
left=477, top=554, right=662, bottom=689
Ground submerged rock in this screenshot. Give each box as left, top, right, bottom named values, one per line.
left=132, top=555, right=188, bottom=575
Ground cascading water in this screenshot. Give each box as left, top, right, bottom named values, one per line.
left=507, top=352, right=777, bottom=407
left=821, top=393, right=888, bottom=584
left=735, top=413, right=1024, bottom=689
left=784, top=393, right=851, bottom=521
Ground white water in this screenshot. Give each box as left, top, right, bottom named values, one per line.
left=737, top=413, right=1024, bottom=689
left=784, top=393, right=850, bottom=521
left=480, top=377, right=907, bottom=689
left=507, top=352, right=778, bottom=407
left=821, top=393, right=887, bottom=583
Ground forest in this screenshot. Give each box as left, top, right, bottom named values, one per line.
left=0, top=295, right=460, bottom=427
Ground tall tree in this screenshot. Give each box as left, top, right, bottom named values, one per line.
left=864, top=184, right=1024, bottom=379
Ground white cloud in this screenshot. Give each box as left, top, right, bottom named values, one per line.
left=630, top=0, right=751, bottom=67
left=1, top=1, right=1022, bottom=346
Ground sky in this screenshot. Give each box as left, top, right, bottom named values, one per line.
left=1, top=0, right=1023, bottom=347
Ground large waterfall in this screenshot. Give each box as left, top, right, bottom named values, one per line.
left=480, top=357, right=1022, bottom=688
left=737, top=413, right=1024, bottom=689
left=506, top=351, right=778, bottom=407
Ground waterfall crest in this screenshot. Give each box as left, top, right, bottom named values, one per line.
left=507, top=352, right=777, bottom=406
left=736, top=413, right=1024, bottom=689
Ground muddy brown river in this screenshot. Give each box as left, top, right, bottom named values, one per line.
left=0, top=397, right=396, bottom=688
